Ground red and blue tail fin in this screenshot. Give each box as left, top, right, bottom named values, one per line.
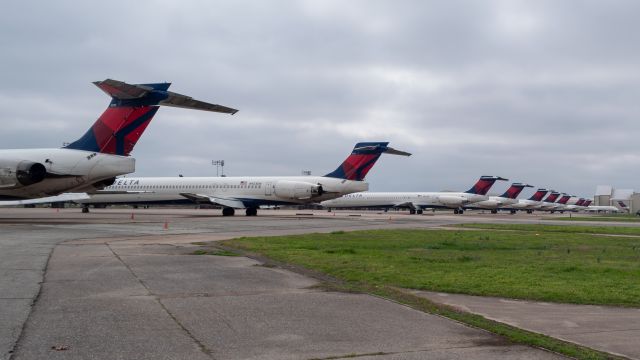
left=583, top=199, right=593, bottom=207
left=575, top=198, right=586, bottom=206
left=465, top=175, right=508, bottom=195
left=618, top=201, right=629, bottom=209
left=65, top=79, right=238, bottom=156
left=543, top=191, right=561, bottom=203
left=528, top=188, right=549, bottom=201
left=500, top=183, right=533, bottom=199
left=324, top=142, right=411, bottom=181
left=557, top=194, right=572, bottom=205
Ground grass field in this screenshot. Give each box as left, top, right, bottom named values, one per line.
left=224, top=227, right=640, bottom=307
left=460, top=223, right=640, bottom=236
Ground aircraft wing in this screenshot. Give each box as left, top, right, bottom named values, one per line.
left=0, top=193, right=91, bottom=206
left=180, top=193, right=246, bottom=209
left=394, top=201, right=417, bottom=209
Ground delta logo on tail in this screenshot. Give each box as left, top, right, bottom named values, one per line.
left=500, top=183, right=533, bottom=199
left=325, top=142, right=411, bottom=181
left=618, top=201, right=629, bottom=209
left=557, top=194, right=572, bottom=205
left=544, top=191, right=561, bottom=203
left=465, top=176, right=508, bottom=195
left=528, top=189, right=549, bottom=201
left=66, top=79, right=238, bottom=156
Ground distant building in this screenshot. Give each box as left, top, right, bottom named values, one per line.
left=594, top=185, right=638, bottom=213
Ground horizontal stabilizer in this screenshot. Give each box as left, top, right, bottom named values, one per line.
left=93, top=79, right=154, bottom=99
left=161, top=92, right=238, bottom=114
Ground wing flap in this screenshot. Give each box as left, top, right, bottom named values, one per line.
left=180, top=193, right=246, bottom=208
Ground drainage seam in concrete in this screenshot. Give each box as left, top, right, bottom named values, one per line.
left=7, top=245, right=55, bottom=360
left=105, top=243, right=215, bottom=359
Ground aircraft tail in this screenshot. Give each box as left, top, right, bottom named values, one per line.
left=583, top=199, right=593, bottom=207
left=575, top=198, right=586, bottom=206
left=618, top=201, right=629, bottom=209
left=528, top=188, right=549, bottom=201
left=500, top=183, right=533, bottom=199
left=464, top=175, right=508, bottom=195
left=543, top=191, right=561, bottom=203
left=65, top=79, right=238, bottom=156
left=324, top=142, right=411, bottom=181
left=557, top=194, right=572, bottom=205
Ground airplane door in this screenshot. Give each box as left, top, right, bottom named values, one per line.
left=265, top=182, right=273, bottom=196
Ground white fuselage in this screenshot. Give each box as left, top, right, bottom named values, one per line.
left=78, top=176, right=368, bottom=207
left=0, top=148, right=134, bottom=200
left=320, top=191, right=489, bottom=209
left=584, top=205, right=621, bottom=213
left=508, top=199, right=543, bottom=210
left=469, top=196, right=519, bottom=210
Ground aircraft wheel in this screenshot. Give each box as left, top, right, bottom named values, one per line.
left=417, top=209, right=423, bottom=215
left=526, top=210, right=533, bottom=214
left=409, top=209, right=416, bottom=215
left=510, top=210, right=517, bottom=215
left=222, top=207, right=235, bottom=216
left=453, top=209, right=459, bottom=215
left=245, top=208, right=258, bottom=216
left=81, top=206, right=90, bottom=214
left=458, top=209, right=464, bottom=215
left=491, top=209, right=498, bottom=214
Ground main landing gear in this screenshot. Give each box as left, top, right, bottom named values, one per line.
left=81, top=205, right=90, bottom=213
left=222, top=207, right=235, bottom=216
left=453, top=209, right=464, bottom=215
left=491, top=209, right=498, bottom=214
left=245, top=207, right=258, bottom=216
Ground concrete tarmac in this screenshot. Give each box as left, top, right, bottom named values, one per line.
left=0, top=208, right=633, bottom=359
left=419, top=291, right=640, bottom=360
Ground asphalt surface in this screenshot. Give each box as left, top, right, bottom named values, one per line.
left=1, top=207, right=636, bottom=359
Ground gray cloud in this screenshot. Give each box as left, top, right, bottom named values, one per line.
left=2, top=0, right=639, bottom=197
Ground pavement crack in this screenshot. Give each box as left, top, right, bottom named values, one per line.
left=105, top=243, right=216, bottom=359
left=7, top=241, right=55, bottom=360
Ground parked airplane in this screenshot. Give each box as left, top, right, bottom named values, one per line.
left=465, top=182, right=533, bottom=213
left=0, top=79, right=237, bottom=205
left=584, top=200, right=627, bottom=213
left=551, top=194, right=573, bottom=213
left=506, top=188, right=549, bottom=213
left=72, top=142, right=410, bottom=216
left=564, top=198, right=587, bottom=212
left=617, top=200, right=630, bottom=213
left=536, top=191, right=562, bottom=211
left=320, top=175, right=508, bottom=215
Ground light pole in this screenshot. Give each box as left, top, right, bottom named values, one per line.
left=212, top=160, right=225, bottom=177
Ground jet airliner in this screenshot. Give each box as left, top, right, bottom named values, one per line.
left=72, top=142, right=410, bottom=216
left=0, top=79, right=237, bottom=204
left=320, top=175, right=508, bottom=214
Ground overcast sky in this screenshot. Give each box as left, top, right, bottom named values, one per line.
left=1, top=0, right=639, bottom=197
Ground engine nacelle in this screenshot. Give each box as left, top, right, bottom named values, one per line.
left=0, top=161, right=47, bottom=187
left=274, top=180, right=323, bottom=200
left=438, top=195, right=468, bottom=206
